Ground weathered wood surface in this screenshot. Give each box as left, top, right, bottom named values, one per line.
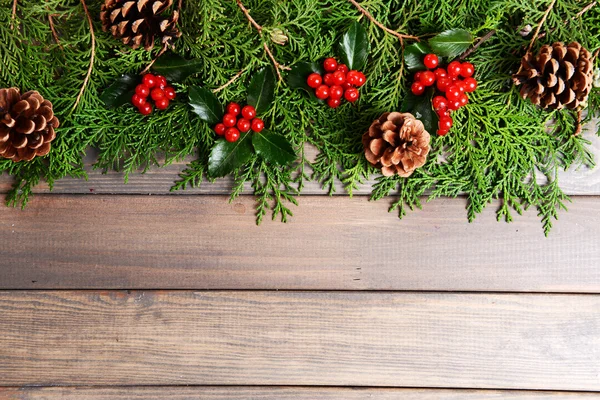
left=1, top=387, right=598, bottom=399
left=1, top=291, right=599, bottom=390
left=0, top=195, right=599, bottom=291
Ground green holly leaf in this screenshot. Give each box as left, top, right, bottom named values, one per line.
left=338, top=22, right=369, bottom=71
left=188, top=86, right=223, bottom=125
left=100, top=73, right=138, bottom=109
left=288, top=62, right=323, bottom=93
left=247, top=67, right=276, bottom=114
left=208, top=132, right=254, bottom=178
left=252, top=131, right=296, bottom=166
left=400, top=88, right=438, bottom=134
left=404, top=43, right=434, bottom=72
left=429, top=29, right=473, bottom=58
left=152, top=54, right=203, bottom=83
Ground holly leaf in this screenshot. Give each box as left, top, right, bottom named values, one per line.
left=152, top=54, right=203, bottom=83
left=188, top=86, right=223, bottom=125
left=404, top=43, right=434, bottom=72
left=338, top=22, right=369, bottom=71
left=247, top=67, right=276, bottom=114
left=429, top=29, right=473, bottom=58
left=288, top=62, right=323, bottom=93
left=400, top=89, right=438, bottom=134
left=252, top=131, right=296, bottom=166
left=208, top=132, right=254, bottom=178
left=100, top=73, right=138, bottom=109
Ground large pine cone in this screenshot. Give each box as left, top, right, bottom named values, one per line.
left=100, top=0, right=181, bottom=50
left=363, top=112, right=430, bottom=177
left=0, top=88, right=59, bottom=162
left=512, top=42, right=593, bottom=110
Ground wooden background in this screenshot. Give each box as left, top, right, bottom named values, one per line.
left=0, top=128, right=599, bottom=399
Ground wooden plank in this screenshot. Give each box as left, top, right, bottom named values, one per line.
left=0, top=291, right=599, bottom=389
left=1, top=125, right=599, bottom=195
left=1, top=386, right=599, bottom=399
left=0, top=195, right=599, bottom=291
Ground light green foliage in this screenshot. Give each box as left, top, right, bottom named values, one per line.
left=1, top=0, right=599, bottom=233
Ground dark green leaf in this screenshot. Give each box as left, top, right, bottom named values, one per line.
left=429, top=29, right=473, bottom=58
left=188, top=86, right=223, bottom=125
left=404, top=43, right=433, bottom=72
left=338, top=22, right=369, bottom=71
left=400, top=88, right=438, bottom=134
left=152, top=54, right=203, bottom=83
left=288, top=62, right=323, bottom=93
left=208, top=132, right=254, bottom=178
left=100, top=73, right=138, bottom=109
left=252, top=131, right=296, bottom=166
left=247, top=67, right=276, bottom=114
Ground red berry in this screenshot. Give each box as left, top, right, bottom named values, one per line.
left=455, top=81, right=467, bottom=92
left=458, top=93, right=469, bottom=107
left=315, top=84, right=329, bottom=100
left=151, top=88, right=165, bottom=101
left=447, top=99, right=462, bottom=111
left=432, top=96, right=448, bottom=111
left=332, top=71, right=346, bottom=85
left=131, top=93, right=145, bottom=108
left=135, top=84, right=150, bottom=97
left=447, top=61, right=462, bottom=77
left=336, top=64, right=349, bottom=74
left=433, top=68, right=447, bottom=79
left=225, top=127, right=240, bottom=142
left=155, top=75, right=168, bottom=89
left=214, top=123, right=226, bottom=136
left=237, top=118, right=251, bottom=132
left=414, top=71, right=423, bottom=81
left=436, top=77, right=452, bottom=92
left=142, top=74, right=157, bottom=88
left=327, top=98, right=341, bottom=108
left=423, top=53, right=439, bottom=69
left=437, top=109, right=450, bottom=118
left=323, top=58, right=338, bottom=72
left=355, top=71, right=366, bottom=87
left=241, top=105, right=256, bottom=120
left=460, top=62, right=475, bottom=78
left=226, top=102, right=241, bottom=115
left=307, top=73, right=322, bottom=89
left=251, top=118, right=264, bottom=132
left=439, top=116, right=453, bottom=131
left=155, top=98, right=169, bottom=110
left=342, top=81, right=353, bottom=90
left=323, top=73, right=334, bottom=86
left=344, top=87, right=359, bottom=102
left=437, top=128, right=450, bottom=136
left=164, top=86, right=176, bottom=100
left=138, top=102, right=152, bottom=115
left=463, top=77, right=478, bottom=92
left=446, top=85, right=462, bottom=101
left=419, top=70, right=436, bottom=86
left=411, top=81, right=425, bottom=96
left=329, top=85, right=344, bottom=100
left=346, top=70, right=360, bottom=86
left=222, top=113, right=237, bottom=127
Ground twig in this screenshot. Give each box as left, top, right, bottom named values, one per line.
left=72, top=0, right=95, bottom=112
left=538, top=1, right=596, bottom=40
left=213, top=69, right=245, bottom=93
left=48, top=14, right=64, bottom=50
left=527, top=0, right=557, bottom=53
left=574, top=110, right=583, bottom=136
left=10, top=0, right=17, bottom=30
left=140, top=43, right=169, bottom=75
left=459, top=30, right=496, bottom=60
left=347, top=0, right=419, bottom=46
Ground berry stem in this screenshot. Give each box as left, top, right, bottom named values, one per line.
left=459, top=30, right=496, bottom=60
left=527, top=0, right=557, bottom=53
left=72, top=0, right=95, bottom=112
left=10, top=0, right=17, bottom=30
left=213, top=69, right=246, bottom=93
left=346, top=0, right=419, bottom=45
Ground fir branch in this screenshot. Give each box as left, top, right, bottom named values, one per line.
left=72, top=0, right=95, bottom=112
left=527, top=0, right=557, bottom=52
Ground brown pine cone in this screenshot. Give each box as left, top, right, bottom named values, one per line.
left=100, top=0, right=182, bottom=51
left=363, top=112, right=431, bottom=177
left=512, top=42, right=593, bottom=110
left=0, top=88, right=59, bottom=162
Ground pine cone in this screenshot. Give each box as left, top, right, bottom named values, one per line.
left=363, top=112, right=430, bottom=177
left=512, top=42, right=593, bottom=110
left=100, top=0, right=182, bottom=51
left=0, top=88, right=59, bottom=162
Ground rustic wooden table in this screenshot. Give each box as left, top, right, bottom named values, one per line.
left=0, top=133, right=599, bottom=398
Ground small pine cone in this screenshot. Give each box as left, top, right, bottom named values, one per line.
left=512, top=42, right=593, bottom=110
left=363, top=112, right=430, bottom=178
left=100, top=0, right=182, bottom=51
left=0, top=88, right=59, bottom=162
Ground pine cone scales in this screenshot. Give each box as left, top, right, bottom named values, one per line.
left=0, top=88, right=59, bottom=162
left=363, top=112, right=430, bottom=177
left=512, top=42, right=593, bottom=110
left=100, top=0, right=181, bottom=50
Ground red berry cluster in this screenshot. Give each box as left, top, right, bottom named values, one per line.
left=213, top=103, right=264, bottom=143
left=410, top=54, right=478, bottom=136
left=131, top=74, right=176, bottom=115
left=306, top=58, right=366, bottom=108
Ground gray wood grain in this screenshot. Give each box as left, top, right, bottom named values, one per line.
left=0, top=291, right=599, bottom=390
